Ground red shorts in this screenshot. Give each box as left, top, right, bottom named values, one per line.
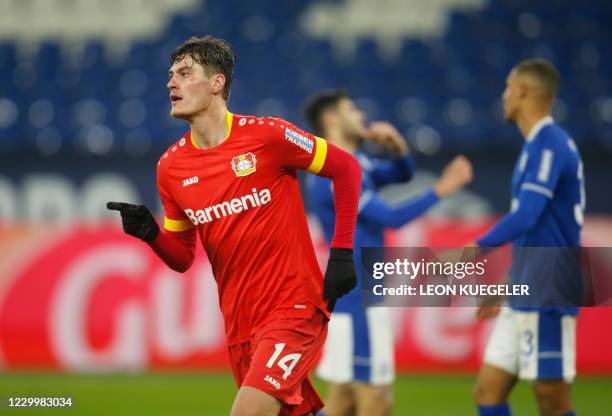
left=228, top=309, right=328, bottom=416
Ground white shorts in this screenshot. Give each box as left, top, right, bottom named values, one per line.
left=317, top=307, right=394, bottom=385
left=483, top=307, right=576, bottom=382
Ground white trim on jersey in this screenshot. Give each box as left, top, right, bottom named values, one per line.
left=526, top=116, right=554, bottom=142
left=357, top=153, right=375, bottom=172
left=357, top=190, right=374, bottom=213
left=538, top=352, right=563, bottom=358
left=518, top=152, right=528, bottom=173
left=537, top=149, right=554, bottom=183
left=522, top=182, right=554, bottom=198
left=510, top=198, right=519, bottom=212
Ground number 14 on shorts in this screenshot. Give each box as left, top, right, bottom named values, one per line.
left=266, top=343, right=302, bottom=380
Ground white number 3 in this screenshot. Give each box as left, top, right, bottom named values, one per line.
left=265, top=343, right=302, bottom=380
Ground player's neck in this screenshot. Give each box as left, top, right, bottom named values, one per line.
left=189, top=102, right=229, bottom=149
left=517, top=107, right=551, bottom=140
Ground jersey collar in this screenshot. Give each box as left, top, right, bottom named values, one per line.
left=526, top=115, right=554, bottom=142
left=189, top=111, right=234, bottom=149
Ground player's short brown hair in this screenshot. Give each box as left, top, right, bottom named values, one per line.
left=514, top=58, right=560, bottom=104
left=171, top=36, right=236, bottom=100
left=303, top=90, right=349, bottom=136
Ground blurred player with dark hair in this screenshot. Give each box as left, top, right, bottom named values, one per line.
left=107, top=36, right=362, bottom=416
left=304, top=90, right=473, bottom=416
left=471, top=59, right=585, bottom=416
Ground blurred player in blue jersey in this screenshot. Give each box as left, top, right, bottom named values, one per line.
left=304, top=90, right=473, bottom=416
left=471, top=59, right=585, bottom=416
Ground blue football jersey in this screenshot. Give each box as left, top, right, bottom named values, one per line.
left=307, top=150, right=438, bottom=313
left=506, top=117, right=585, bottom=312
left=510, top=117, right=584, bottom=247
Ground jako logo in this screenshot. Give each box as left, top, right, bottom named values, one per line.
left=182, top=176, right=199, bottom=187
left=184, top=188, right=272, bottom=225
left=264, top=375, right=281, bottom=390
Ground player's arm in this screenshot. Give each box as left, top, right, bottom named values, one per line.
left=268, top=120, right=360, bottom=310
left=106, top=202, right=196, bottom=272
left=475, top=274, right=507, bottom=320
left=363, top=121, right=413, bottom=186
left=306, top=177, right=336, bottom=244
left=475, top=143, right=563, bottom=247
left=368, top=154, right=414, bottom=188
left=270, top=121, right=361, bottom=248
left=359, top=190, right=437, bottom=229
left=312, top=141, right=360, bottom=311
left=312, top=141, right=361, bottom=248
left=359, top=155, right=472, bottom=228
left=107, top=163, right=196, bottom=273
left=473, top=193, right=548, bottom=247
left=150, top=217, right=196, bottom=273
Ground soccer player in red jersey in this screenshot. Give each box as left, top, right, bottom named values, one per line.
left=107, top=36, right=361, bottom=416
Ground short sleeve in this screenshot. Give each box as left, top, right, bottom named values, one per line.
left=265, top=119, right=328, bottom=174
left=157, top=161, right=194, bottom=232
left=520, top=140, right=564, bottom=199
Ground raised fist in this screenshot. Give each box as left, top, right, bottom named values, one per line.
left=433, top=155, right=473, bottom=197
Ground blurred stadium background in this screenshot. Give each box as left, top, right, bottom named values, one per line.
left=1, top=0, right=611, bottom=414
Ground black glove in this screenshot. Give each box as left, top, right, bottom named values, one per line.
left=323, top=248, right=357, bottom=312
left=106, top=202, right=160, bottom=242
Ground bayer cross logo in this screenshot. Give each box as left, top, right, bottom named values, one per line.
left=231, top=152, right=257, bottom=177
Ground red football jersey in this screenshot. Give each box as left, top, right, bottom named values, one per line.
left=157, top=112, right=330, bottom=345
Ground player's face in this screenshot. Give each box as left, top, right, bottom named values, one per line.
left=336, top=98, right=366, bottom=140
left=502, top=70, right=521, bottom=123
left=167, top=56, right=214, bottom=119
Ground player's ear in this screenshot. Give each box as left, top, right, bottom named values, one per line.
left=515, top=74, right=532, bottom=100
left=211, top=73, right=226, bottom=96
left=321, top=110, right=336, bottom=131
left=517, top=81, right=529, bottom=100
